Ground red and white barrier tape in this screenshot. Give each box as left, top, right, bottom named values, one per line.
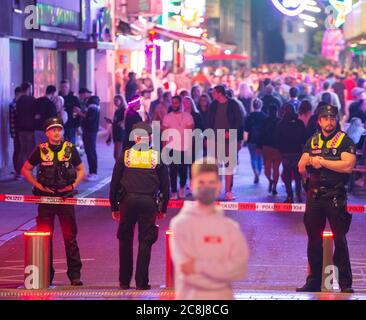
left=1, top=194, right=366, bottom=214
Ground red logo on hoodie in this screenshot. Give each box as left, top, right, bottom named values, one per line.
left=204, top=236, right=222, bottom=244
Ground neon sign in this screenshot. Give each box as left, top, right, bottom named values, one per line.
left=271, top=0, right=307, bottom=16
left=327, top=0, right=353, bottom=28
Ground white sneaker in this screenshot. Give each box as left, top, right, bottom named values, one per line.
left=87, top=174, right=99, bottom=182
left=225, top=192, right=236, bottom=201
left=170, top=193, right=178, bottom=200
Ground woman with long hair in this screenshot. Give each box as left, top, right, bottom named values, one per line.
left=106, top=95, right=127, bottom=161
left=237, top=82, right=254, bottom=115
left=197, top=94, right=211, bottom=129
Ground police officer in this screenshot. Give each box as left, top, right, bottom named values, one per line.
left=109, top=122, right=170, bottom=290
left=22, top=118, right=85, bottom=286
left=297, top=104, right=356, bottom=293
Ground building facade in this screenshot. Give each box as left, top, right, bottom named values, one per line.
left=0, top=0, right=92, bottom=176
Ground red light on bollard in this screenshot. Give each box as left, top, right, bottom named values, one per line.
left=322, top=231, right=334, bottom=238
left=166, top=230, right=174, bottom=289
left=24, top=231, right=51, bottom=289
left=24, top=232, right=51, bottom=237
left=321, top=230, right=337, bottom=292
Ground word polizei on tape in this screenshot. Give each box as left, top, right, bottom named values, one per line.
left=0, top=194, right=365, bottom=214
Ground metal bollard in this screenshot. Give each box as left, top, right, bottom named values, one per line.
left=165, top=230, right=174, bottom=288
left=321, top=231, right=339, bottom=292
left=24, top=231, right=51, bottom=290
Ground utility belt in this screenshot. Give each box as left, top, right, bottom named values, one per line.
left=124, top=192, right=157, bottom=198
left=32, top=186, right=78, bottom=198
left=308, top=182, right=346, bottom=199
left=119, top=190, right=163, bottom=211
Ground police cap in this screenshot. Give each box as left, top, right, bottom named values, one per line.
left=44, top=117, right=64, bottom=132
left=317, top=104, right=338, bottom=118
left=132, top=122, right=152, bottom=137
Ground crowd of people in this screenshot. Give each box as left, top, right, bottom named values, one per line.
left=113, top=63, right=366, bottom=202
left=9, top=80, right=101, bottom=182
left=8, top=63, right=366, bottom=201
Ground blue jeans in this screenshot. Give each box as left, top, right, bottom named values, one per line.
left=83, top=132, right=98, bottom=174
left=248, top=143, right=263, bottom=176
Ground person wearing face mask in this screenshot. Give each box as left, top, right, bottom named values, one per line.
left=169, top=158, right=249, bottom=300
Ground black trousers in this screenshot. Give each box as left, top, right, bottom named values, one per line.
left=118, top=195, right=158, bottom=287
left=37, top=204, right=82, bottom=283
left=304, top=191, right=352, bottom=289
left=167, top=149, right=188, bottom=193
left=12, top=135, right=21, bottom=175
left=282, top=153, right=302, bottom=199
left=83, top=131, right=98, bottom=174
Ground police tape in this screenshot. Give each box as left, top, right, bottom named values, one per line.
left=1, top=194, right=366, bottom=214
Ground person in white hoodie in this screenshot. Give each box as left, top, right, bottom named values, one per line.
left=169, top=158, right=249, bottom=300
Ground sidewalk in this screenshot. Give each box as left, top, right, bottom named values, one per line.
left=0, top=287, right=365, bottom=300
left=0, top=132, right=114, bottom=236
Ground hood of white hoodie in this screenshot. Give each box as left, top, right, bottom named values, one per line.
left=179, top=201, right=225, bottom=218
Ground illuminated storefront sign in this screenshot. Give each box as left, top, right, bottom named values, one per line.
left=36, top=1, right=82, bottom=31
left=271, top=0, right=307, bottom=16
left=127, top=0, right=163, bottom=16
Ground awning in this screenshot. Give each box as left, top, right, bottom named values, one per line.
left=57, top=41, right=116, bottom=51
left=152, top=25, right=207, bottom=46
left=151, top=25, right=239, bottom=54
left=203, top=53, right=250, bottom=61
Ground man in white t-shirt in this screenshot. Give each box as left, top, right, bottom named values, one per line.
left=162, top=96, right=194, bottom=199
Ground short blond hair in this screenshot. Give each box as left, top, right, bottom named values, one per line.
left=191, top=157, right=219, bottom=179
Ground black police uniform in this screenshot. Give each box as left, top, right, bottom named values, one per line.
left=109, top=124, right=170, bottom=289
left=301, top=109, right=356, bottom=291
left=27, top=120, right=83, bottom=284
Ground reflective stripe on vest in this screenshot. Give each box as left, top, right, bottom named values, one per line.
left=40, top=141, right=73, bottom=163
left=310, top=132, right=345, bottom=150
left=124, top=148, right=158, bottom=169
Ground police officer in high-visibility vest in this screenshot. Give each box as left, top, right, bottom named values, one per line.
left=22, top=118, right=85, bottom=286
left=109, top=122, right=170, bottom=290
left=297, top=104, right=356, bottom=293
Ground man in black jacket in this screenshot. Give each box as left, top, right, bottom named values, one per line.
left=59, top=80, right=81, bottom=144
left=75, top=96, right=100, bottom=181
left=207, top=85, right=244, bottom=201
left=125, top=72, right=138, bottom=103
left=16, top=82, right=36, bottom=172
left=275, top=103, right=307, bottom=203
left=9, top=86, right=22, bottom=179
left=34, top=85, right=58, bottom=145
left=261, top=85, right=282, bottom=116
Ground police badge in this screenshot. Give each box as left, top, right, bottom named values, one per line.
left=332, top=149, right=337, bottom=156
left=65, top=162, right=70, bottom=168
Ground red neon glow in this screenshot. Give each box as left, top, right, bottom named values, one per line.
left=322, top=231, right=334, bottom=238
left=24, top=232, right=51, bottom=237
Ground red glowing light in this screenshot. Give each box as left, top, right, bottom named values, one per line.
left=322, top=231, right=334, bottom=238
left=24, top=232, right=51, bottom=237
